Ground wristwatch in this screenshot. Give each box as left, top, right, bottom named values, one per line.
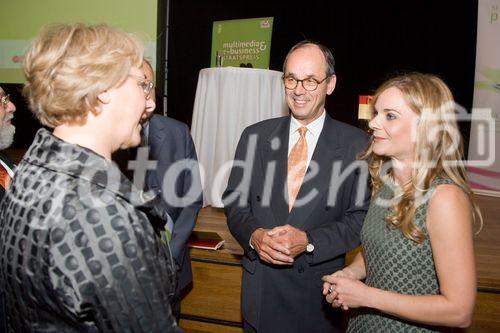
left=305, top=231, right=314, bottom=253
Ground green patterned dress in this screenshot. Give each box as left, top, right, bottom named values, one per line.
left=347, top=178, right=454, bottom=333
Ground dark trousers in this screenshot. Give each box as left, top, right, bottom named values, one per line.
left=171, top=290, right=181, bottom=323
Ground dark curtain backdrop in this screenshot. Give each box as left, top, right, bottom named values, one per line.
left=166, top=0, right=478, bottom=153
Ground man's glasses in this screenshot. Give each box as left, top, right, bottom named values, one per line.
left=282, top=75, right=330, bottom=91
left=1, top=94, right=10, bottom=108
left=130, top=75, right=154, bottom=97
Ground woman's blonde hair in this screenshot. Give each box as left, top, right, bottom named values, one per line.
left=361, top=73, right=482, bottom=242
left=23, top=23, right=144, bottom=127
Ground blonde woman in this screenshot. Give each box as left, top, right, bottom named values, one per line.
left=322, top=73, right=481, bottom=332
left=0, top=24, right=182, bottom=332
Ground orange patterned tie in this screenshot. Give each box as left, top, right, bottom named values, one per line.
left=0, top=164, right=12, bottom=189
left=287, top=127, right=308, bottom=211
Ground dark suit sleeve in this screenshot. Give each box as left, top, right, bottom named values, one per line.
left=223, top=128, right=260, bottom=259
left=307, top=138, right=371, bottom=265
left=169, top=130, right=202, bottom=261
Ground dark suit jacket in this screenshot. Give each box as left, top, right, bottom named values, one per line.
left=0, top=152, right=14, bottom=201
left=223, top=113, right=370, bottom=333
left=145, top=114, right=202, bottom=290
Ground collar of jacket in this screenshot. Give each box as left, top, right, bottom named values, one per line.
left=23, top=128, right=148, bottom=207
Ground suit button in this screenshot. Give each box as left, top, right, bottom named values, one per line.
left=298, top=266, right=304, bottom=273
left=325, top=206, right=330, bottom=211
left=256, top=195, right=261, bottom=202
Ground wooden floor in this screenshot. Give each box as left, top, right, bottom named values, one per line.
left=473, top=195, right=500, bottom=291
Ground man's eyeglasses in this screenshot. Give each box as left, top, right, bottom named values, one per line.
left=1, top=94, right=10, bottom=108
left=130, top=75, right=154, bottom=97
left=282, top=75, right=330, bottom=91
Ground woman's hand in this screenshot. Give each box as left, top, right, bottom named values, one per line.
left=322, top=275, right=371, bottom=310
left=322, top=268, right=351, bottom=295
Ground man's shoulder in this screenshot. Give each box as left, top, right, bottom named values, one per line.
left=150, top=114, right=189, bottom=133
left=328, top=116, right=369, bottom=145
left=149, top=115, right=192, bottom=143
left=0, top=151, right=14, bottom=168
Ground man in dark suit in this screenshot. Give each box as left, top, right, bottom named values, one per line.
left=223, top=41, right=371, bottom=332
left=141, top=60, right=202, bottom=319
left=0, top=85, right=16, bottom=333
left=0, top=85, right=16, bottom=200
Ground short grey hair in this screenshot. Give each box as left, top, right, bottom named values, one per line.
left=282, top=40, right=335, bottom=77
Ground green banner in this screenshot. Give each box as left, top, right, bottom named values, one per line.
left=0, top=0, right=158, bottom=84
left=211, top=17, right=274, bottom=69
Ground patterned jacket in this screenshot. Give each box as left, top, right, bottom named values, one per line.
left=0, top=129, right=182, bottom=332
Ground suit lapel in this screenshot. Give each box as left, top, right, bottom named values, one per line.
left=261, top=117, right=290, bottom=227
left=148, top=115, right=167, bottom=152
left=0, top=152, right=14, bottom=169
left=287, top=114, right=342, bottom=228
left=142, top=115, right=167, bottom=191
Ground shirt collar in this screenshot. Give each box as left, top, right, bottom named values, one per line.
left=290, top=109, right=326, bottom=137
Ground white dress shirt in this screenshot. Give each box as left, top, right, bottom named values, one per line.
left=288, top=110, right=326, bottom=169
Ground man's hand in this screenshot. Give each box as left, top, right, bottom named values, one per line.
left=267, top=224, right=308, bottom=258
left=250, top=228, right=294, bottom=265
